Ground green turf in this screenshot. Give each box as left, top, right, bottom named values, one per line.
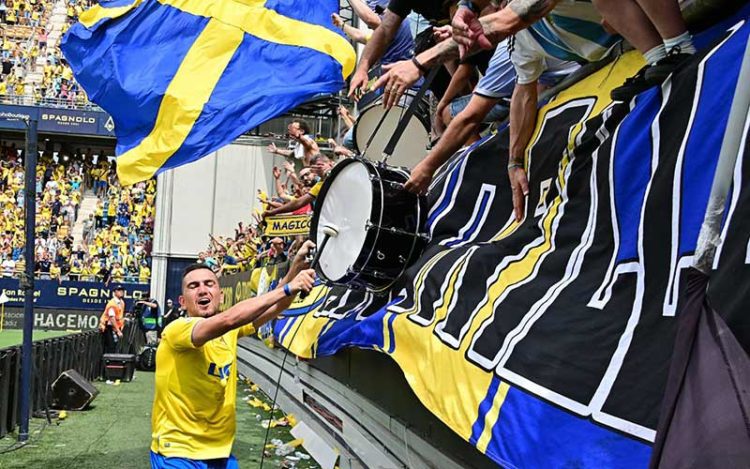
left=0, top=330, right=73, bottom=349
left=0, top=370, right=319, bottom=468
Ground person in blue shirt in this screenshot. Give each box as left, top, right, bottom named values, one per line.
left=333, top=0, right=414, bottom=109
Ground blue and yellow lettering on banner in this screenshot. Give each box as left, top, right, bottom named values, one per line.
left=220, top=10, right=750, bottom=467
left=62, top=0, right=355, bottom=185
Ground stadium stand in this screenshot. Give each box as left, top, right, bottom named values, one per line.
left=0, top=146, right=155, bottom=283
left=0, top=0, right=96, bottom=107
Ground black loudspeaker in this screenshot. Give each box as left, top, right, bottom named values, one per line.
left=103, top=354, right=136, bottom=382
left=51, top=370, right=99, bottom=411
left=138, top=345, right=156, bottom=371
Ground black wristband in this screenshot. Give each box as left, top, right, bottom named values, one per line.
left=411, top=57, right=429, bottom=74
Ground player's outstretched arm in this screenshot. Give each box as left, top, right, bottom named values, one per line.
left=191, top=270, right=315, bottom=347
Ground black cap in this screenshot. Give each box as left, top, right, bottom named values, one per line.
left=112, top=284, right=125, bottom=291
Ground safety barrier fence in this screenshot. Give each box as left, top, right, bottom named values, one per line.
left=0, top=321, right=142, bottom=439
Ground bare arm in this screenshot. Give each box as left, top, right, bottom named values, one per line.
left=509, top=82, right=537, bottom=166
left=287, top=173, right=301, bottom=187
left=268, top=142, right=293, bottom=157
left=343, top=23, right=371, bottom=44
left=437, top=63, right=475, bottom=115
left=297, top=135, right=319, bottom=155
left=348, top=0, right=381, bottom=28
left=508, top=81, right=537, bottom=221
left=209, top=234, right=227, bottom=250
left=356, top=10, right=401, bottom=75
left=405, top=95, right=499, bottom=194
left=417, top=1, right=561, bottom=70
left=274, top=175, right=287, bottom=199
left=283, top=162, right=301, bottom=186
left=341, top=113, right=355, bottom=129
left=191, top=287, right=286, bottom=347
left=265, top=193, right=314, bottom=217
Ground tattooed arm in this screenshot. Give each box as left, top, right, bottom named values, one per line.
left=451, top=0, right=560, bottom=55
left=348, top=10, right=403, bottom=98
left=508, top=0, right=558, bottom=23
left=421, top=0, right=560, bottom=69
left=371, top=0, right=559, bottom=105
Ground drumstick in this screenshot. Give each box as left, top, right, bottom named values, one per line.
left=299, top=224, right=338, bottom=299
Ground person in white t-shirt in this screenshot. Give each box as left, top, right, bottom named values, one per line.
left=1, top=258, right=15, bottom=277
left=267, top=119, right=319, bottom=167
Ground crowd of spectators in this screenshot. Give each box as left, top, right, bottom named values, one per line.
left=0, top=0, right=54, bottom=102
left=36, top=0, right=94, bottom=106
left=0, top=0, right=97, bottom=107
left=204, top=118, right=340, bottom=277
left=0, top=144, right=155, bottom=283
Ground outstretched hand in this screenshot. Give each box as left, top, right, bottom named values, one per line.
left=508, top=166, right=529, bottom=222
left=372, top=60, right=421, bottom=109
left=451, top=7, right=493, bottom=59
left=348, top=68, right=369, bottom=102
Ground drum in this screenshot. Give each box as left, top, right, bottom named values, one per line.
left=311, top=158, right=429, bottom=293
left=353, top=92, right=431, bottom=169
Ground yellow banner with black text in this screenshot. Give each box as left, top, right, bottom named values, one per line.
left=264, top=214, right=311, bottom=237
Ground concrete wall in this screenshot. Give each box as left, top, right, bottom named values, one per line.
left=149, top=141, right=286, bottom=305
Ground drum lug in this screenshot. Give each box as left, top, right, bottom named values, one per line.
left=376, top=251, right=385, bottom=261
left=398, top=255, right=406, bottom=264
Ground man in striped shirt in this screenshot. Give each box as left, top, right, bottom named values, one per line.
left=448, top=0, right=694, bottom=221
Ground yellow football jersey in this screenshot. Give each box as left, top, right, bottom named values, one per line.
left=150, top=317, right=255, bottom=459
left=309, top=180, right=323, bottom=198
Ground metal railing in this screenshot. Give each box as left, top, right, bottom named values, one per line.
left=0, top=94, right=103, bottom=111
left=0, top=271, right=150, bottom=284
left=0, top=320, right=143, bottom=439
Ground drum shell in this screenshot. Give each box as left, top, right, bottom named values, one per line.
left=353, top=92, right=431, bottom=169
left=311, top=158, right=427, bottom=292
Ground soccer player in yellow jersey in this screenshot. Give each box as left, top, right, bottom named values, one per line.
left=150, top=241, right=316, bottom=468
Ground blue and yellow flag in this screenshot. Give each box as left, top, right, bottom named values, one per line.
left=62, top=0, right=355, bottom=185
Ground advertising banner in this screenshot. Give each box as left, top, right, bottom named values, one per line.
left=0, top=104, right=114, bottom=137
left=0, top=105, right=38, bottom=131
left=0, top=278, right=148, bottom=311
left=0, top=307, right=100, bottom=331
left=38, top=108, right=101, bottom=135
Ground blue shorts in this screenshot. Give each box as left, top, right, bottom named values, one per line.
left=449, top=94, right=509, bottom=123
left=150, top=451, right=239, bottom=469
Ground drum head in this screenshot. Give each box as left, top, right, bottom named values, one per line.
left=316, top=160, right=372, bottom=282
left=354, top=102, right=430, bottom=169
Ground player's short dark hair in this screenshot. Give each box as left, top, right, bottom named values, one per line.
left=293, top=119, right=311, bottom=134
left=182, top=263, right=215, bottom=280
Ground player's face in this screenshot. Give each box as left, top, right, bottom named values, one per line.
left=180, top=269, right=223, bottom=318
